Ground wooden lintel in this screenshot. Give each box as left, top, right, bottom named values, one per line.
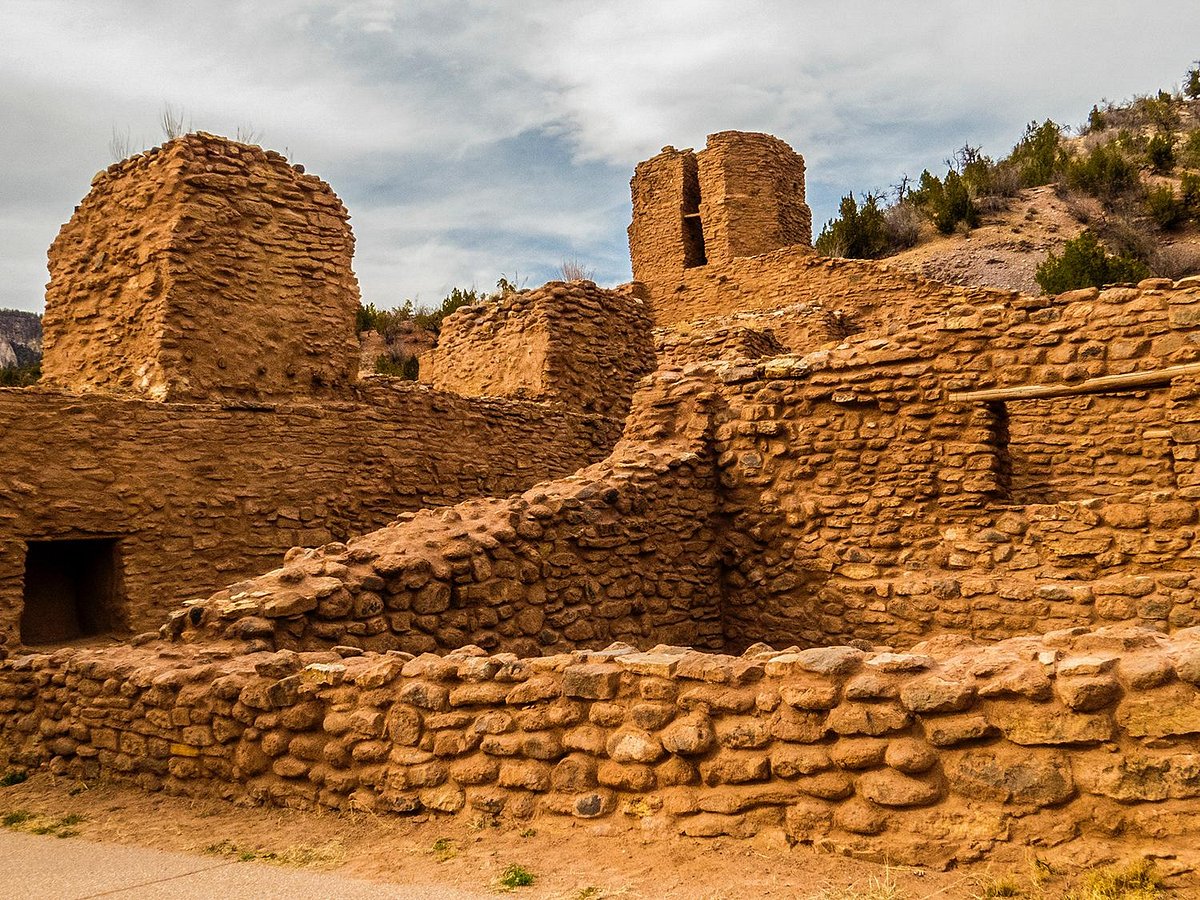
left=948, top=361, right=1200, bottom=403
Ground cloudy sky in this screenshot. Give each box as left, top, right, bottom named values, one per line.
left=1, top=1, right=1197, bottom=313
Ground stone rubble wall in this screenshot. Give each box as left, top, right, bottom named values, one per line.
left=643, top=243, right=1020, bottom=330
left=42, top=133, right=361, bottom=402
left=4, top=626, right=1200, bottom=867
left=166, top=373, right=725, bottom=657
left=0, top=380, right=621, bottom=646
left=717, top=278, right=1200, bottom=649
left=653, top=323, right=785, bottom=370
left=424, top=282, right=656, bottom=420
left=628, top=132, right=811, bottom=305
left=151, top=278, right=1200, bottom=659
left=627, top=149, right=703, bottom=303
left=695, top=131, right=811, bottom=267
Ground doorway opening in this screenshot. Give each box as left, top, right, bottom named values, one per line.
left=19, top=538, right=121, bottom=645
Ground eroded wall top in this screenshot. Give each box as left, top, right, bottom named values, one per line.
left=423, top=281, right=656, bottom=420
left=42, top=133, right=361, bottom=401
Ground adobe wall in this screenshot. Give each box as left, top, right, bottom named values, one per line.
left=718, top=278, right=1200, bottom=650
left=41, top=133, right=360, bottom=401
left=0, top=380, right=621, bottom=648
left=4, top=625, right=1200, bottom=867
left=423, top=282, right=655, bottom=420
left=167, top=371, right=724, bottom=656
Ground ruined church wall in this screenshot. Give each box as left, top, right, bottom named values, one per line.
left=695, top=131, right=811, bottom=266
left=644, top=244, right=1017, bottom=332
left=717, top=279, right=1200, bottom=650
left=0, top=381, right=621, bottom=645
left=4, top=626, right=1200, bottom=867
left=424, top=282, right=656, bottom=420
left=168, top=373, right=725, bottom=657
left=42, top=134, right=361, bottom=402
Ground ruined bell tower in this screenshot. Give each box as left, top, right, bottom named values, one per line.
left=627, top=131, right=812, bottom=304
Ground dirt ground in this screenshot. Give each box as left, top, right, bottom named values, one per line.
left=0, top=773, right=1196, bottom=899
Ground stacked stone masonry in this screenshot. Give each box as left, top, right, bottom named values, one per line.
left=423, top=281, right=656, bottom=419
left=629, top=132, right=812, bottom=305
left=0, top=380, right=621, bottom=646
left=42, top=133, right=361, bottom=401
left=166, top=373, right=724, bottom=656
left=169, top=277, right=1200, bottom=662
left=10, top=130, right=1200, bottom=870
left=4, top=626, right=1200, bottom=867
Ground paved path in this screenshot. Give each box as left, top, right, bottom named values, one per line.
left=0, top=830, right=489, bottom=899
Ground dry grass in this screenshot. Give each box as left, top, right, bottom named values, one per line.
left=1066, top=859, right=1167, bottom=900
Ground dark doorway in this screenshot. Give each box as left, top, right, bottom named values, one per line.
left=20, top=539, right=121, bottom=645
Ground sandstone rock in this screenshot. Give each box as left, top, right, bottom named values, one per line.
left=826, top=702, right=910, bottom=736
left=987, top=702, right=1114, bottom=745
left=779, top=681, right=839, bottom=710
left=765, top=647, right=864, bottom=677
left=562, top=663, right=623, bottom=700
left=1118, top=687, right=1200, bottom=738
left=834, top=797, right=887, bottom=835
left=770, top=745, right=832, bottom=778
left=923, top=714, right=998, bottom=747
left=949, top=748, right=1074, bottom=806
left=858, top=769, right=942, bottom=807
left=597, top=760, right=655, bottom=791
left=885, top=738, right=938, bottom=774
left=795, top=771, right=854, bottom=800
left=606, top=728, right=664, bottom=764
left=419, top=784, right=465, bottom=813
left=1054, top=675, right=1121, bottom=712
left=829, top=737, right=887, bottom=770
left=899, top=676, right=976, bottom=713
left=662, top=715, right=715, bottom=755
left=630, top=701, right=676, bottom=730
left=700, top=751, right=770, bottom=785
left=498, top=760, right=551, bottom=791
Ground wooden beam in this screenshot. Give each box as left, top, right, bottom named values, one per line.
left=949, top=362, right=1200, bottom=403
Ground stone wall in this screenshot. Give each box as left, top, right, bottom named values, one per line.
left=4, top=625, right=1200, bottom=867
left=628, top=133, right=811, bottom=307
left=153, top=277, right=1200, bottom=658
left=654, top=323, right=784, bottom=370
left=41, top=133, right=360, bottom=402
left=168, top=372, right=724, bottom=656
left=717, top=278, right=1200, bottom=649
left=0, top=380, right=621, bottom=647
left=696, top=131, right=811, bottom=267
left=643, top=243, right=1018, bottom=331
left=423, top=282, right=655, bottom=420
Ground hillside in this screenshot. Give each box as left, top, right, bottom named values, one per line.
left=818, top=69, right=1200, bottom=295
left=0, top=308, right=41, bottom=374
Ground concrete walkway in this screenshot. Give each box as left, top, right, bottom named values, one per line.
left=0, top=830, right=489, bottom=899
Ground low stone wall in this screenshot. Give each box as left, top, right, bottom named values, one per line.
left=0, top=380, right=621, bottom=645
left=3, top=625, right=1199, bottom=867
left=167, top=372, right=724, bottom=657
left=643, top=243, right=1016, bottom=331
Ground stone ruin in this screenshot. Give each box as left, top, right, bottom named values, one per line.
left=4, top=129, right=1200, bottom=868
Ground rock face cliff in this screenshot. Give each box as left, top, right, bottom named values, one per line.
left=0, top=309, right=42, bottom=369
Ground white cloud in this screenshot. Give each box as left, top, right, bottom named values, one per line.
left=1, top=0, right=1197, bottom=311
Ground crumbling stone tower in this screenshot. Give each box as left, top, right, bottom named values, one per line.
left=41, top=133, right=361, bottom=401
left=628, top=131, right=811, bottom=302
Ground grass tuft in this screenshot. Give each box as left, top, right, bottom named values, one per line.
left=498, top=863, right=536, bottom=890
left=1067, top=859, right=1167, bottom=900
